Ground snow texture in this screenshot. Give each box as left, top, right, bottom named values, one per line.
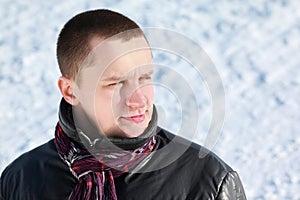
left=1, top=0, right=300, bottom=199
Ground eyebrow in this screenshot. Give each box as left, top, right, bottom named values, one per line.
left=101, top=70, right=154, bottom=82
left=101, top=74, right=123, bottom=82
left=140, top=70, right=154, bottom=76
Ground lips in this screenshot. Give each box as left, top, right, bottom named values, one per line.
left=124, top=114, right=146, bottom=123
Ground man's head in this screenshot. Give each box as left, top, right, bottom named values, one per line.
left=57, top=9, right=144, bottom=80
left=57, top=9, right=154, bottom=138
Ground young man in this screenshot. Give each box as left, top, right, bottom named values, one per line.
left=0, top=9, right=246, bottom=200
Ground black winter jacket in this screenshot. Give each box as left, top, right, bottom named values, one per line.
left=0, top=128, right=246, bottom=200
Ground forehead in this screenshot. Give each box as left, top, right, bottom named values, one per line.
left=78, top=37, right=152, bottom=82
left=102, top=49, right=153, bottom=78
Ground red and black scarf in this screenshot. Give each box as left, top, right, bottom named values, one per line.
left=55, top=123, right=157, bottom=200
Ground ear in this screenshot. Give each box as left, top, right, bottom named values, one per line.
left=58, top=76, right=79, bottom=105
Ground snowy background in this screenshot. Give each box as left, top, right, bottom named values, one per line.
left=1, top=0, right=300, bottom=199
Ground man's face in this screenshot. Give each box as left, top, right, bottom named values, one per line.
left=74, top=37, right=154, bottom=138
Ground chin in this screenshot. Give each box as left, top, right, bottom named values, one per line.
left=120, top=127, right=146, bottom=138
left=114, top=117, right=150, bottom=138
left=103, top=124, right=144, bottom=138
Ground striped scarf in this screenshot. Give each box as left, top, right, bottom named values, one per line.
left=54, top=122, right=157, bottom=200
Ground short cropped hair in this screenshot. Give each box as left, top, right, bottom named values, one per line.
left=56, top=9, right=144, bottom=79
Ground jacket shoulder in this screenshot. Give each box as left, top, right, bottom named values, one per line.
left=0, top=140, right=56, bottom=198
left=0, top=139, right=75, bottom=200
left=1, top=139, right=58, bottom=174
left=158, top=128, right=233, bottom=172
left=157, top=128, right=246, bottom=199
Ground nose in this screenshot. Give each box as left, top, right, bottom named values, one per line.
left=126, top=87, right=147, bottom=109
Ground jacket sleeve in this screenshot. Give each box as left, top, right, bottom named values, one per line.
left=0, top=167, right=8, bottom=200
left=0, top=165, right=23, bottom=200
left=216, top=171, right=247, bottom=200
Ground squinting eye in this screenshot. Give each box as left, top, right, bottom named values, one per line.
left=107, top=81, right=124, bottom=87
left=139, top=76, right=152, bottom=81
left=107, top=83, right=117, bottom=87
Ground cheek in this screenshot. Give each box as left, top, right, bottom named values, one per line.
left=95, top=89, right=123, bottom=113
left=94, top=90, right=112, bottom=113
left=94, top=91, right=117, bottom=126
left=111, top=88, right=122, bottom=104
